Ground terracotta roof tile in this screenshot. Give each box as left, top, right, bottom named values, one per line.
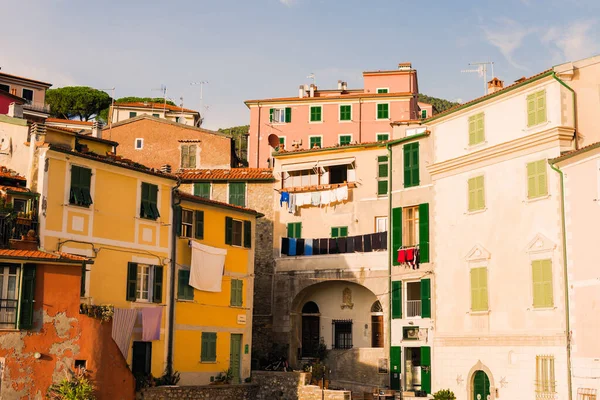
left=245, top=91, right=413, bottom=105
left=0, top=249, right=90, bottom=263
left=177, top=168, right=274, bottom=181
left=550, top=141, right=600, bottom=164
left=0, top=185, right=30, bottom=193
left=46, top=118, right=94, bottom=126
left=176, top=190, right=261, bottom=216
left=114, top=102, right=199, bottom=114
left=0, top=167, right=25, bottom=181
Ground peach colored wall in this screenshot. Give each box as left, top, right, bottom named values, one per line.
left=363, top=71, right=416, bottom=93
left=0, top=79, right=47, bottom=107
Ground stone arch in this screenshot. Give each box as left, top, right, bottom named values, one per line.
left=302, top=301, right=320, bottom=314
left=467, top=360, right=496, bottom=400
left=371, top=300, right=383, bottom=313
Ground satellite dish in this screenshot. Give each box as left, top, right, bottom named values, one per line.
left=268, top=134, right=280, bottom=148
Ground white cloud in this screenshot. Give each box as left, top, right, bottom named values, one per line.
left=480, top=18, right=535, bottom=70
left=541, top=20, right=599, bottom=62
left=279, top=0, right=295, bottom=6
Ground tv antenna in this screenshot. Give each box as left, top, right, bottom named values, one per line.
left=307, top=73, right=315, bottom=86
left=151, top=84, right=168, bottom=112
left=461, top=62, right=494, bottom=95
left=191, top=81, right=208, bottom=125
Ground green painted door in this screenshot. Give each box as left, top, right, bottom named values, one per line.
left=473, top=370, right=490, bottom=400
left=230, top=334, right=242, bottom=384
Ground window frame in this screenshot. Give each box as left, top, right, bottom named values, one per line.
left=270, top=107, right=291, bottom=124
left=402, top=206, right=420, bottom=247
left=180, top=143, right=198, bottom=169
left=177, top=268, right=194, bottom=301
left=129, top=111, right=137, bottom=118
left=309, top=135, right=323, bottom=149
left=135, top=138, right=144, bottom=150
left=287, top=222, right=302, bottom=239
left=467, top=175, right=486, bottom=212
left=309, top=106, right=322, bottom=123
left=69, top=165, right=93, bottom=208
left=193, top=182, right=211, bottom=199
left=228, top=182, right=247, bottom=207
left=201, top=332, right=217, bottom=362
left=140, top=182, right=160, bottom=220
left=421, top=109, right=427, bottom=119
left=332, top=320, right=353, bottom=349
left=136, top=264, right=152, bottom=302
left=152, top=113, right=160, bottom=118
left=377, top=155, right=389, bottom=196
left=0, top=264, right=21, bottom=329
left=468, top=112, right=485, bottom=146
left=535, top=355, right=556, bottom=395
left=231, top=219, right=243, bottom=247
left=376, top=88, right=389, bottom=94
left=21, top=88, right=34, bottom=104
left=376, top=133, right=390, bottom=142
left=376, top=103, right=390, bottom=120
left=470, top=266, right=489, bottom=312
left=375, top=217, right=387, bottom=233
left=331, top=226, right=348, bottom=238
left=180, top=209, right=194, bottom=238
left=338, top=134, right=352, bottom=146
left=339, top=104, right=352, bottom=122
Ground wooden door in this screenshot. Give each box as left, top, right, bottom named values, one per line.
left=229, top=334, right=242, bottom=384
left=371, top=315, right=384, bottom=347
left=302, top=315, right=320, bottom=357
left=473, top=370, right=490, bottom=400
left=132, top=341, right=152, bottom=376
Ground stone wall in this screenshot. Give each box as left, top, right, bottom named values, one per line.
left=139, top=384, right=259, bottom=400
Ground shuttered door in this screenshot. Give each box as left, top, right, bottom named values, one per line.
left=392, top=207, right=402, bottom=266
left=421, top=346, right=431, bottom=393
left=18, top=264, right=36, bottom=329
left=371, top=315, right=384, bottom=348
left=392, top=280, right=402, bottom=319
left=390, top=346, right=401, bottom=390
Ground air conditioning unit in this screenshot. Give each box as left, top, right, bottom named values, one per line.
left=404, top=327, right=419, bottom=340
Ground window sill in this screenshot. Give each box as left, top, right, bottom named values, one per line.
left=200, top=361, right=217, bottom=364
left=525, top=194, right=551, bottom=204
left=0, top=328, right=19, bottom=332
left=469, top=310, right=490, bottom=315
left=529, top=306, right=557, bottom=311
left=339, top=120, right=353, bottom=123
left=177, top=299, right=194, bottom=303
left=308, top=121, right=323, bottom=124
left=376, top=118, right=391, bottom=121
left=523, top=120, right=551, bottom=132
left=466, top=141, right=488, bottom=150
left=65, top=203, right=92, bottom=210
left=138, top=217, right=160, bottom=222
left=403, top=184, right=420, bottom=190
left=466, top=208, right=487, bottom=215
left=230, top=305, right=244, bottom=308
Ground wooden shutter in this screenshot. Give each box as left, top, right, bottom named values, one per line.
left=189, top=144, right=197, bottom=168
left=174, top=205, right=182, bottom=236
left=340, top=227, right=348, bottom=237
left=80, top=167, right=92, bottom=206
left=421, top=278, right=431, bottom=318
left=225, top=217, right=233, bottom=245
left=331, top=227, right=339, bottom=238
left=296, top=222, right=302, bottom=238
left=476, top=113, right=485, bottom=143
left=194, top=183, right=201, bottom=196
left=418, top=203, right=430, bottom=263
left=537, top=160, right=548, bottom=197
left=532, top=259, right=553, bottom=308
left=269, top=108, right=273, bottom=122
left=127, top=262, right=137, bottom=301
left=285, top=107, right=292, bottom=123
left=243, top=220, right=252, bottom=248
left=536, top=90, right=546, bottom=125
left=178, top=269, right=190, bottom=299
left=195, top=210, right=204, bottom=239
left=18, top=264, right=36, bottom=329
left=202, top=332, right=217, bottom=361
left=392, top=280, right=402, bottom=319
left=527, top=93, right=536, bottom=127
left=527, top=161, right=538, bottom=198
left=287, top=223, right=293, bottom=238
left=390, top=346, right=401, bottom=373
left=153, top=266, right=163, bottom=303
left=471, top=267, right=488, bottom=311
left=468, top=115, right=477, bottom=145
left=476, top=176, right=485, bottom=209
left=392, top=207, right=402, bottom=266
left=181, top=145, right=189, bottom=168
left=421, top=346, right=431, bottom=393
left=230, top=280, right=238, bottom=305
left=403, top=143, right=419, bottom=187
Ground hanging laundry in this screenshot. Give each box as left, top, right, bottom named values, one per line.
left=190, top=242, right=227, bottom=292
left=289, top=193, right=296, bottom=213
left=406, top=247, right=415, bottom=262
left=302, top=192, right=312, bottom=206
left=329, top=189, right=338, bottom=203
left=321, top=190, right=330, bottom=205
left=305, top=239, right=313, bottom=256
left=353, top=235, right=364, bottom=252
left=112, top=308, right=138, bottom=359
left=319, top=238, right=328, bottom=254
left=363, top=234, right=373, bottom=252
left=335, top=185, right=349, bottom=202
left=346, top=236, right=355, bottom=253
left=328, top=238, right=338, bottom=254
left=295, top=193, right=305, bottom=207
left=142, top=307, right=163, bottom=341
left=311, top=192, right=320, bottom=206
left=337, top=237, right=347, bottom=253
left=281, top=237, right=290, bottom=256
left=397, top=248, right=406, bottom=263
left=414, top=248, right=420, bottom=269
left=280, top=192, right=290, bottom=207
left=289, top=238, right=297, bottom=256
left=380, top=232, right=388, bottom=250
left=296, top=239, right=305, bottom=256
left=372, top=232, right=382, bottom=250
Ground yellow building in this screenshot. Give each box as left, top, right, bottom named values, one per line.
left=173, top=191, right=259, bottom=385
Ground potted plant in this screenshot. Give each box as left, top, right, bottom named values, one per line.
left=433, top=389, right=456, bottom=400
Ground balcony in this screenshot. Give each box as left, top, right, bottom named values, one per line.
left=0, top=212, right=39, bottom=249
left=22, top=102, right=51, bottom=114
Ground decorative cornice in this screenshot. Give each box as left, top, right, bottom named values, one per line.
left=434, top=333, right=567, bottom=347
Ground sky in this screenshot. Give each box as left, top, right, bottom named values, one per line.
left=2, top=0, right=599, bottom=130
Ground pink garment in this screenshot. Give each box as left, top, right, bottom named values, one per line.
left=141, top=307, right=163, bottom=341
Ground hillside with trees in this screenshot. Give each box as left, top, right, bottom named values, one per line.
left=418, top=94, right=459, bottom=114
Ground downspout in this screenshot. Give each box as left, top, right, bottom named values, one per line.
left=166, top=178, right=182, bottom=374
left=257, top=103, right=262, bottom=168
left=358, top=99, right=363, bottom=143
left=551, top=72, right=577, bottom=150
left=549, top=161, right=573, bottom=400
left=386, top=141, right=393, bottom=389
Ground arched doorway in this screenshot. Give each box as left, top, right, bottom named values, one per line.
left=371, top=301, right=384, bottom=348
left=301, top=301, right=320, bottom=358
left=473, top=370, right=490, bottom=400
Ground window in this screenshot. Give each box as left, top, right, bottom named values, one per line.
left=230, top=279, right=243, bottom=307
left=129, top=112, right=137, bottom=118
left=69, top=166, right=93, bottom=207
left=377, top=103, right=389, bottom=119
left=309, top=136, right=322, bottom=149
left=421, top=109, right=427, bottom=119
left=331, top=226, right=348, bottom=238
left=527, top=160, right=548, bottom=199
left=181, top=210, right=193, bottom=238
left=470, top=267, right=488, bottom=312
left=377, top=156, right=389, bottom=196
left=406, top=281, right=421, bottom=317
left=135, top=138, right=143, bottom=150
left=270, top=107, right=292, bottom=123
left=577, top=388, right=597, bottom=400
left=468, top=176, right=485, bottom=211
left=332, top=320, right=352, bottom=349
left=140, top=183, right=160, bottom=220
left=225, top=217, right=252, bottom=248
left=375, top=217, right=387, bottom=233
left=194, top=210, right=204, bottom=239
left=126, top=263, right=163, bottom=303
left=22, top=89, right=33, bottom=104
left=193, top=182, right=211, bottom=199
left=13, top=198, right=27, bottom=213
left=468, top=113, right=485, bottom=146
left=535, top=355, right=556, bottom=396
left=177, top=269, right=194, bottom=300
left=392, top=203, right=430, bottom=265
left=0, top=264, right=20, bottom=329
left=377, top=88, right=389, bottom=94
left=181, top=144, right=197, bottom=169
left=152, top=113, right=159, bottom=118
left=329, top=165, right=348, bottom=184
left=310, top=106, right=322, bottom=122
left=0, top=84, right=9, bottom=93
left=403, top=206, right=419, bottom=246
left=339, top=135, right=352, bottom=146
left=201, top=332, right=217, bottom=362
left=287, top=222, right=302, bottom=238
left=228, top=182, right=246, bottom=207
left=532, top=259, right=553, bottom=308
left=527, top=90, right=547, bottom=127
left=74, top=360, right=87, bottom=370
left=377, top=133, right=389, bottom=142
left=175, top=117, right=181, bottom=123
left=339, top=105, right=351, bottom=121
left=403, top=142, right=419, bottom=188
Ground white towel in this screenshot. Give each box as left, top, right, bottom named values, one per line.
left=111, top=308, right=138, bottom=359
left=301, top=192, right=311, bottom=206
left=329, top=189, right=337, bottom=203
left=296, top=193, right=305, bottom=207
left=321, top=190, right=330, bottom=205
left=190, top=241, right=227, bottom=292
left=336, top=185, right=349, bottom=202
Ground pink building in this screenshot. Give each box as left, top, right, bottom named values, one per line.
left=245, top=62, right=428, bottom=168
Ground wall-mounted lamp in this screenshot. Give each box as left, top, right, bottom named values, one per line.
left=34, top=352, right=41, bottom=359
left=408, top=321, right=414, bottom=325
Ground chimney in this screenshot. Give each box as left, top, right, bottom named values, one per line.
left=309, top=84, right=315, bottom=98
left=30, top=123, right=46, bottom=142
left=7, top=102, right=23, bottom=118
left=487, top=77, right=504, bottom=94
left=91, top=121, right=102, bottom=138
left=514, top=76, right=527, bottom=84
left=341, top=81, right=347, bottom=91
left=337, top=80, right=343, bottom=90
left=160, top=164, right=172, bottom=173
left=299, top=85, right=305, bottom=98
left=398, top=62, right=412, bottom=71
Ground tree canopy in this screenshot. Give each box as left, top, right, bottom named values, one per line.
left=418, top=94, right=460, bottom=115
left=46, top=86, right=112, bottom=121
left=97, top=97, right=177, bottom=122
left=217, top=125, right=249, bottom=137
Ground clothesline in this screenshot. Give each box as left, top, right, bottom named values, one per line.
left=281, top=231, right=387, bottom=257
left=280, top=185, right=349, bottom=214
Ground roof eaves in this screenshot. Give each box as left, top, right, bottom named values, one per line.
left=386, top=132, right=430, bottom=147
left=176, top=191, right=261, bottom=216
left=109, top=115, right=231, bottom=138
left=549, top=141, right=600, bottom=164
left=273, top=141, right=389, bottom=158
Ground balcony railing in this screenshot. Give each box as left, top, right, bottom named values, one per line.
left=22, top=103, right=51, bottom=114
left=0, top=212, right=39, bottom=248
left=406, top=300, right=422, bottom=318
left=280, top=231, right=387, bottom=257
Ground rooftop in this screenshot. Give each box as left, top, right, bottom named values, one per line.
left=113, top=102, right=199, bottom=114
left=46, top=125, right=119, bottom=147
left=46, top=118, right=94, bottom=126
left=550, top=141, right=600, bottom=164
left=176, top=190, right=262, bottom=217
left=0, top=249, right=91, bottom=264
left=0, top=90, right=27, bottom=104
left=244, top=91, right=413, bottom=106
left=0, top=167, right=25, bottom=181
left=177, top=168, right=274, bottom=182
left=109, top=115, right=229, bottom=137
left=0, top=71, right=52, bottom=87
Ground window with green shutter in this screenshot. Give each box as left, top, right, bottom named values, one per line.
left=152, top=113, right=159, bottom=118
left=243, top=220, right=252, bottom=249
left=392, top=280, right=402, bottom=318
left=181, top=144, right=197, bottom=168
left=129, top=112, right=137, bottom=118
left=287, top=222, right=301, bottom=238
left=470, top=267, right=489, bottom=311
left=70, top=166, right=93, bottom=207
left=421, top=346, right=431, bottom=393
left=418, top=203, right=430, bottom=263
left=194, top=182, right=211, bottom=199
left=339, top=135, right=352, bottom=146
left=309, top=136, right=322, bottom=149
left=392, top=207, right=402, bottom=266
left=331, top=226, right=348, bottom=238
left=195, top=210, right=204, bottom=239
left=527, top=90, right=547, bottom=127
left=377, top=156, right=389, bottom=196
left=201, top=332, right=217, bottom=362
left=421, top=109, right=427, bottom=119
left=527, top=160, right=548, bottom=199
left=310, top=106, right=322, bottom=122
left=230, top=279, right=243, bottom=306
left=377, top=133, right=389, bottom=142
left=377, top=103, right=389, bottom=119
left=177, top=269, right=194, bottom=300
left=532, top=259, right=553, bottom=308
left=340, top=105, right=351, bottom=121
left=18, top=264, right=36, bottom=329
left=228, top=182, right=246, bottom=207
left=285, top=107, right=292, bottom=123
left=468, top=176, right=485, bottom=211
left=140, top=183, right=160, bottom=220
left=468, top=113, right=485, bottom=146
left=377, top=88, right=389, bottom=94
left=403, top=142, right=420, bottom=188
left=421, top=278, right=431, bottom=318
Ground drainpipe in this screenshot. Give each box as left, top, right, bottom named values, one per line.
left=386, top=141, right=393, bottom=389
left=166, top=178, right=182, bottom=374
left=257, top=103, right=262, bottom=168
left=549, top=161, right=573, bottom=400
left=358, top=99, right=363, bottom=143
left=551, top=72, right=577, bottom=149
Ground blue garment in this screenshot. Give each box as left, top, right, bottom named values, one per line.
left=304, top=239, right=313, bottom=256
left=280, top=192, right=290, bottom=207
left=289, top=238, right=297, bottom=256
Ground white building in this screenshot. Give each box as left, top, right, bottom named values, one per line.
left=109, top=101, right=201, bottom=127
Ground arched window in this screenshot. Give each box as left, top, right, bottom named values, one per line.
left=302, top=301, right=320, bottom=314
left=371, top=300, right=383, bottom=313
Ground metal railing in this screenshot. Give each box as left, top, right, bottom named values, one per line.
left=22, top=102, right=51, bottom=113
left=406, top=300, right=422, bottom=318
left=0, top=212, right=39, bottom=248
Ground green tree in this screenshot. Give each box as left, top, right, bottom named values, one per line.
left=46, top=87, right=112, bottom=122
left=418, top=94, right=460, bottom=115
left=97, top=97, right=177, bottom=123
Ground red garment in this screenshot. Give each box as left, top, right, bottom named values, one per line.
left=406, top=247, right=415, bottom=262
left=397, top=249, right=406, bottom=263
